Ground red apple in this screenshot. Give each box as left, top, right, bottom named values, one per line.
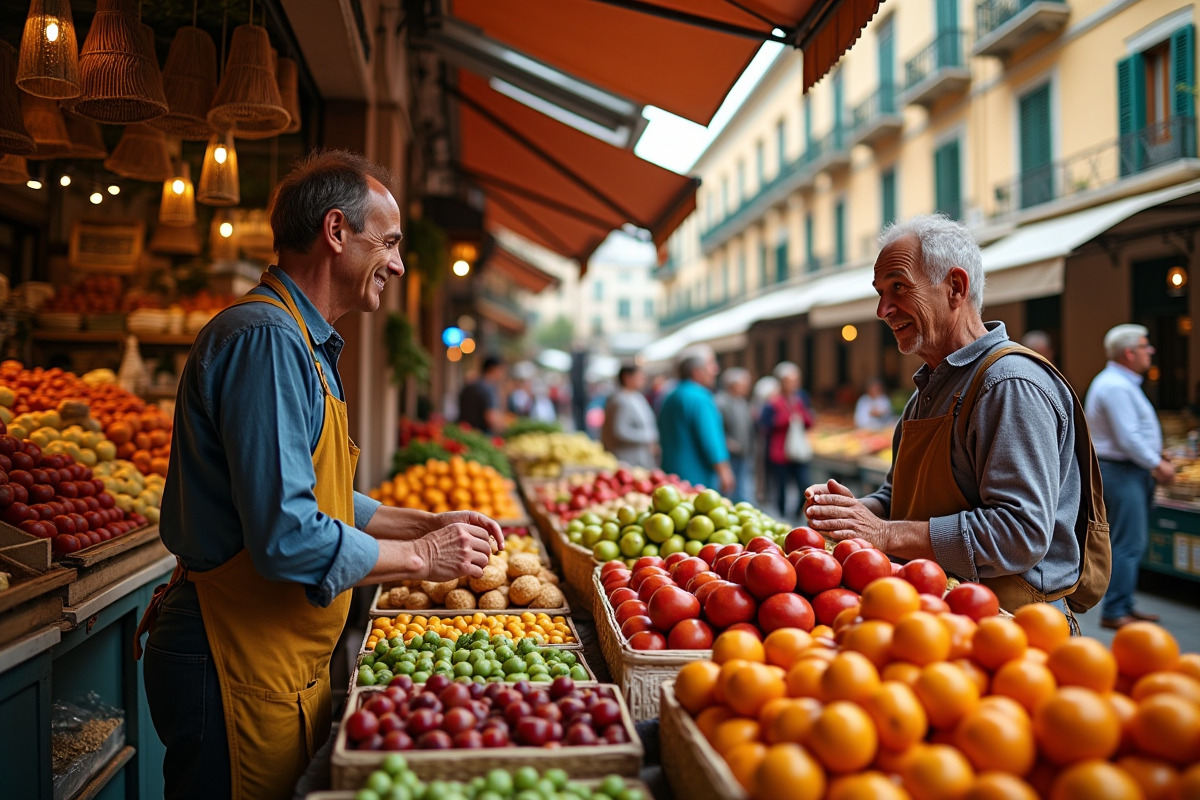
left=703, top=584, right=757, bottom=628
left=841, top=548, right=895, bottom=593
left=811, top=587, right=861, bottom=626
left=757, top=592, right=815, bottom=633
left=744, top=553, right=797, bottom=600
left=784, top=526, right=826, bottom=553
left=899, top=558, right=949, bottom=596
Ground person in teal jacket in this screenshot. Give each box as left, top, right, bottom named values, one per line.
left=657, top=344, right=735, bottom=494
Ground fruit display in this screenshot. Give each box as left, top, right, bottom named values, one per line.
left=92, top=459, right=163, bottom=524
left=366, top=614, right=577, bottom=650
left=393, top=419, right=512, bottom=478
left=597, top=525, right=973, bottom=651
left=369, top=457, right=523, bottom=520
left=349, top=756, right=646, bottom=800
left=376, top=534, right=564, bottom=612
left=532, top=467, right=690, bottom=521
left=810, top=427, right=894, bottom=462
left=343, top=676, right=629, bottom=750
left=358, top=632, right=590, bottom=686
left=669, top=601, right=1200, bottom=800
left=504, top=432, right=618, bottom=477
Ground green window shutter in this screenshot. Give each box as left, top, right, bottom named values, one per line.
left=1172, top=24, right=1196, bottom=119
left=833, top=72, right=845, bottom=147
left=881, top=169, right=897, bottom=228
left=804, top=97, right=813, bottom=150
left=935, top=140, right=962, bottom=219
left=737, top=252, right=746, bottom=296
left=1019, top=84, right=1053, bottom=208
left=775, top=240, right=789, bottom=282
left=759, top=244, right=768, bottom=287
left=1117, top=53, right=1147, bottom=175
left=879, top=22, right=896, bottom=111
left=834, top=202, right=846, bottom=265
left=937, top=0, right=958, bottom=32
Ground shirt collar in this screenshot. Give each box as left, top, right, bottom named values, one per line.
left=265, top=265, right=342, bottom=349
left=1106, top=360, right=1145, bottom=385
left=912, top=321, right=1009, bottom=385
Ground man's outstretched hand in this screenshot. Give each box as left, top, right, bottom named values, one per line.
left=412, top=522, right=495, bottom=581
left=430, top=510, right=504, bottom=553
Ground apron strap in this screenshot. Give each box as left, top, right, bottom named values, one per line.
left=232, top=272, right=336, bottom=398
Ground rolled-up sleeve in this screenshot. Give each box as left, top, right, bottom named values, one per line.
left=355, top=491, right=382, bottom=530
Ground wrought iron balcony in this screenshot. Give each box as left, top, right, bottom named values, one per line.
left=659, top=297, right=732, bottom=330
left=974, top=0, right=1069, bottom=58
left=850, top=86, right=903, bottom=148
left=655, top=255, right=678, bottom=280
left=901, top=30, right=971, bottom=108
left=809, top=126, right=852, bottom=174
left=991, top=116, right=1198, bottom=215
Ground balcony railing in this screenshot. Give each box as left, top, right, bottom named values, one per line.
left=902, top=30, right=970, bottom=107
left=991, top=116, right=1198, bottom=216
left=809, top=126, right=851, bottom=173
left=659, top=298, right=732, bottom=329
left=850, top=85, right=903, bottom=147
left=975, top=0, right=1069, bottom=57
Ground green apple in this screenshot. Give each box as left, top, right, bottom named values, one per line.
left=668, top=505, right=692, bottom=533
left=95, top=440, right=117, bottom=461
left=636, top=512, right=651, bottom=526
left=568, top=529, right=583, bottom=544
left=644, top=513, right=675, bottom=543
left=579, top=512, right=603, bottom=527
left=616, top=505, right=639, bottom=526
left=710, top=529, right=738, bottom=545
left=640, top=543, right=660, bottom=557
left=686, top=515, right=715, bottom=541
left=693, top=489, right=722, bottom=514
left=684, top=539, right=704, bottom=556
left=592, top=540, right=621, bottom=562
left=619, top=531, right=646, bottom=557
left=581, top=525, right=603, bottom=547
left=566, top=519, right=584, bottom=533
left=652, top=485, right=682, bottom=513
left=707, top=506, right=732, bottom=530
left=659, top=535, right=686, bottom=557
left=738, top=525, right=761, bottom=545
left=677, top=502, right=695, bottom=516
left=601, top=522, right=621, bottom=541
left=734, top=502, right=755, bottom=512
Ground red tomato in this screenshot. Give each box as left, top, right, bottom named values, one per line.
left=601, top=569, right=631, bottom=593
left=794, top=549, right=843, bottom=595
left=620, top=615, right=656, bottom=639
left=744, top=553, right=797, bottom=600
left=628, top=630, right=668, bottom=651
left=663, top=552, right=689, bottom=570
left=685, top=571, right=721, bottom=594
left=757, top=592, right=815, bottom=633
left=713, top=553, right=740, bottom=579
left=703, top=583, right=757, bottom=628
left=670, top=557, right=710, bottom=587
left=693, top=579, right=728, bottom=605
left=600, top=560, right=627, bottom=578
left=637, top=574, right=675, bottom=604
left=784, top=526, right=826, bottom=553
left=723, top=622, right=763, bottom=640
left=614, top=599, right=648, bottom=626
left=697, top=543, right=723, bottom=565
left=727, top=553, right=756, bottom=586
left=745, top=536, right=783, bottom=555
left=631, top=555, right=665, bottom=573
left=629, top=566, right=669, bottom=592
left=715, top=543, right=745, bottom=561
left=944, top=583, right=1000, bottom=621
left=841, top=548, right=895, bottom=593
left=667, top=618, right=715, bottom=650
left=899, top=558, right=949, bottom=596
left=647, top=585, right=701, bottom=632
left=811, top=587, right=861, bottom=626
left=832, top=538, right=870, bottom=563
left=608, top=587, right=638, bottom=608
left=918, top=593, right=950, bottom=614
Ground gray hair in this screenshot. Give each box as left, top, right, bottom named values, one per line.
left=752, top=376, right=780, bottom=404
left=270, top=149, right=395, bottom=255
left=773, top=361, right=800, bottom=381
left=677, top=344, right=715, bottom=379
left=1104, top=324, right=1149, bottom=360
left=879, top=213, right=985, bottom=312
left=720, top=367, right=750, bottom=390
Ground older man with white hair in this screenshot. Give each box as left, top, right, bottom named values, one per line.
left=1085, top=324, right=1174, bottom=629
left=804, top=213, right=1107, bottom=619
left=657, top=344, right=735, bottom=494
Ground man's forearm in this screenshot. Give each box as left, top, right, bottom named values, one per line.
left=364, top=505, right=437, bottom=541
left=357, top=539, right=426, bottom=585
left=880, top=519, right=936, bottom=561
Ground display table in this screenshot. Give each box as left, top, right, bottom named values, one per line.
left=1146, top=496, right=1200, bottom=582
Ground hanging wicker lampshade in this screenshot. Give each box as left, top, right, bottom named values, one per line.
left=151, top=26, right=216, bottom=140
left=104, top=122, right=170, bottom=182
left=207, top=24, right=289, bottom=135
left=20, top=91, right=72, bottom=159
left=231, top=49, right=290, bottom=140
left=0, top=43, right=36, bottom=156
left=17, top=0, right=81, bottom=100
left=159, top=161, right=196, bottom=226
left=74, top=0, right=167, bottom=124
left=149, top=221, right=201, bottom=256
left=62, top=110, right=106, bottom=158
left=0, top=155, right=31, bottom=185
left=279, top=57, right=301, bottom=135
left=198, top=131, right=239, bottom=206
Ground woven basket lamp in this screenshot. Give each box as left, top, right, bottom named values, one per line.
left=198, top=130, right=239, bottom=206
left=152, top=26, right=216, bottom=140
left=74, top=0, right=167, bottom=124
left=0, top=155, right=32, bottom=185
left=210, top=210, right=238, bottom=260
left=17, top=0, right=81, bottom=100
left=20, top=90, right=72, bottom=159
left=208, top=24, right=289, bottom=136
left=279, top=56, right=301, bottom=134
left=159, top=161, right=196, bottom=225
left=104, top=122, right=171, bottom=182
left=232, top=49, right=290, bottom=140
left=149, top=221, right=201, bottom=256
left=0, top=43, right=37, bottom=156
left=62, top=110, right=106, bottom=158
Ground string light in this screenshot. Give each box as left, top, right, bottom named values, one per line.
left=59, top=174, right=70, bottom=186
left=172, top=178, right=185, bottom=194
left=460, top=338, right=476, bottom=354
left=107, top=184, right=119, bottom=195
left=219, top=221, right=233, bottom=238
left=214, top=142, right=227, bottom=164
left=842, top=324, right=858, bottom=342
left=45, top=19, right=59, bottom=42
left=452, top=260, right=470, bottom=276
left=26, top=178, right=42, bottom=190
left=89, top=191, right=102, bottom=204
left=447, top=346, right=463, bottom=362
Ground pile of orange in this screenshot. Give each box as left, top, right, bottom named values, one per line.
left=104, top=412, right=172, bottom=476
left=674, top=576, right=1200, bottom=800
left=370, top=456, right=522, bottom=519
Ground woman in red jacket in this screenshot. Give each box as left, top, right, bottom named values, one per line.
left=759, top=362, right=815, bottom=521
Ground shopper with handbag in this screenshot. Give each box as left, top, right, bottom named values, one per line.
left=760, top=361, right=815, bottom=521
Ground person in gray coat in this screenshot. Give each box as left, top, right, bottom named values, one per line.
left=601, top=364, right=659, bottom=468
left=716, top=368, right=754, bottom=503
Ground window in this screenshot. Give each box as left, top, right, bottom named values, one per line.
left=834, top=200, right=846, bottom=265
left=593, top=281, right=603, bottom=300
left=803, top=96, right=814, bottom=151
left=934, top=138, right=963, bottom=220
left=1118, top=25, right=1196, bottom=176
left=878, top=17, right=896, bottom=112
left=720, top=257, right=729, bottom=300
left=805, top=213, right=817, bottom=272
left=776, top=118, right=787, bottom=170
left=720, top=177, right=729, bottom=216
left=832, top=71, right=845, bottom=147
left=775, top=237, right=789, bottom=283
left=644, top=298, right=654, bottom=318
left=736, top=160, right=746, bottom=204
left=759, top=243, right=768, bottom=289
left=737, top=250, right=747, bottom=296
left=1019, top=83, right=1052, bottom=208
left=617, top=298, right=631, bottom=319
left=881, top=168, right=897, bottom=228
left=592, top=316, right=603, bottom=336
left=755, top=140, right=765, bottom=183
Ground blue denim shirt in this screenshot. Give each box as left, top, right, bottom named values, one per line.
left=159, top=266, right=381, bottom=607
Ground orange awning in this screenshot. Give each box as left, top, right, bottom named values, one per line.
left=450, top=0, right=883, bottom=124
left=456, top=71, right=698, bottom=266
left=487, top=246, right=561, bottom=294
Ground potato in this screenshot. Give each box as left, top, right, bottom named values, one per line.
left=469, top=565, right=506, bottom=593
left=386, top=586, right=410, bottom=608
left=536, top=568, right=559, bottom=585
left=509, top=575, right=542, bottom=606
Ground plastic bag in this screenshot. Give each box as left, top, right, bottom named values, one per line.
left=51, top=692, right=125, bottom=800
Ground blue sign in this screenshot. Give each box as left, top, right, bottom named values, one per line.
left=441, top=326, right=465, bottom=347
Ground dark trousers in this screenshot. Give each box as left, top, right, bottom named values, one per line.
left=1098, top=460, right=1155, bottom=621
left=142, top=580, right=232, bottom=799
left=770, top=460, right=810, bottom=519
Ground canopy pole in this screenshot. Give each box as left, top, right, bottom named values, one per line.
left=586, top=0, right=790, bottom=43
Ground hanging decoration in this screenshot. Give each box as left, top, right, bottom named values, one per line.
left=210, top=209, right=238, bottom=261
left=104, top=122, right=171, bottom=182
left=149, top=221, right=201, bottom=256
left=152, top=26, right=216, bottom=140
left=159, top=161, right=196, bottom=225
left=278, top=56, right=301, bottom=134
left=20, top=90, right=72, bottom=159
left=198, top=130, right=239, bottom=206
left=230, top=48, right=290, bottom=139
left=62, top=110, right=106, bottom=159
left=207, top=24, right=289, bottom=136
left=73, top=0, right=167, bottom=124
left=17, top=0, right=82, bottom=100
left=0, top=155, right=32, bottom=185
left=0, top=43, right=36, bottom=156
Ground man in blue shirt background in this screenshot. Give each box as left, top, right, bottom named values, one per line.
left=657, top=344, right=735, bottom=494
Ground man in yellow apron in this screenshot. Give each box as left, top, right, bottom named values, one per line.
left=135, top=151, right=503, bottom=800
left=803, top=214, right=1106, bottom=619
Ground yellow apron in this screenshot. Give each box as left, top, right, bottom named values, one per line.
left=137, top=271, right=360, bottom=799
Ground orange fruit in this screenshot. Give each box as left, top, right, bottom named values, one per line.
left=750, top=742, right=826, bottom=800
left=764, top=697, right=821, bottom=745
left=1047, top=637, right=1117, bottom=693
left=971, top=617, right=1028, bottom=671
left=675, top=660, right=722, bottom=714
left=1176, top=653, right=1200, bottom=683
left=940, top=613, right=978, bottom=660
left=901, top=743, right=975, bottom=800
left=977, top=695, right=1031, bottom=721
left=873, top=745, right=915, bottom=776
left=953, top=705, right=1036, bottom=775
left=1032, top=686, right=1121, bottom=765
left=1048, top=759, right=1143, bottom=800
left=882, top=660, right=924, bottom=687
left=763, top=628, right=813, bottom=669
left=1131, top=694, right=1200, bottom=765
left=724, top=741, right=768, bottom=791
left=1112, top=622, right=1180, bottom=678
left=954, top=658, right=992, bottom=695
left=1115, top=755, right=1179, bottom=800
left=821, top=650, right=882, bottom=704
left=991, top=658, right=1057, bottom=714
left=914, top=661, right=982, bottom=729
left=841, top=619, right=896, bottom=668
left=827, top=771, right=912, bottom=800
left=725, top=662, right=787, bottom=718
left=757, top=696, right=792, bottom=730
left=786, top=657, right=831, bottom=699
left=715, top=658, right=751, bottom=704
left=1176, top=764, right=1200, bottom=800
left=1131, top=670, right=1200, bottom=705
left=963, top=772, right=1039, bottom=800
left=1106, top=690, right=1138, bottom=756
left=710, top=717, right=763, bottom=756
left=862, top=680, right=929, bottom=752
left=714, top=629, right=766, bottom=665
left=1012, top=603, right=1071, bottom=653
left=860, top=577, right=922, bottom=623
left=833, top=605, right=863, bottom=638
left=807, top=700, right=879, bottom=773
left=695, top=705, right=737, bottom=742
left=891, top=611, right=953, bottom=666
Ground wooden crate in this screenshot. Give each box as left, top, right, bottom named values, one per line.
left=360, top=612, right=585, bottom=651
left=591, top=567, right=710, bottom=722
left=62, top=526, right=170, bottom=606
left=0, top=553, right=74, bottom=645
left=0, top=521, right=51, bottom=570
left=659, top=680, right=746, bottom=800
left=330, top=684, right=643, bottom=789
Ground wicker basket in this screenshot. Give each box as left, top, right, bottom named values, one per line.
left=152, top=26, right=217, bottom=140
left=331, top=685, right=643, bottom=789
left=0, top=42, right=36, bottom=156
left=591, top=567, right=710, bottom=721
left=659, top=680, right=746, bottom=800
left=74, top=2, right=168, bottom=124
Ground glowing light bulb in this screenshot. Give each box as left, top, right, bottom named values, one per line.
left=59, top=175, right=70, bottom=187
left=172, top=178, right=185, bottom=195
left=447, top=346, right=463, bottom=362
left=842, top=324, right=858, bottom=342
left=452, top=260, right=470, bottom=276
left=214, top=145, right=227, bottom=165
left=26, top=179, right=42, bottom=190
left=89, top=192, right=102, bottom=204
left=460, top=338, right=476, bottom=354
left=219, top=222, right=233, bottom=238
left=107, top=184, right=119, bottom=195
left=45, top=20, right=59, bottom=42
left=1172, top=272, right=1184, bottom=287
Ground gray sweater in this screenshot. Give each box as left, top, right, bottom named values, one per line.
left=865, top=322, right=1083, bottom=595
left=602, top=389, right=659, bottom=469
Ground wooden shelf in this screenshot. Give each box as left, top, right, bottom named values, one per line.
left=32, top=330, right=196, bottom=346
